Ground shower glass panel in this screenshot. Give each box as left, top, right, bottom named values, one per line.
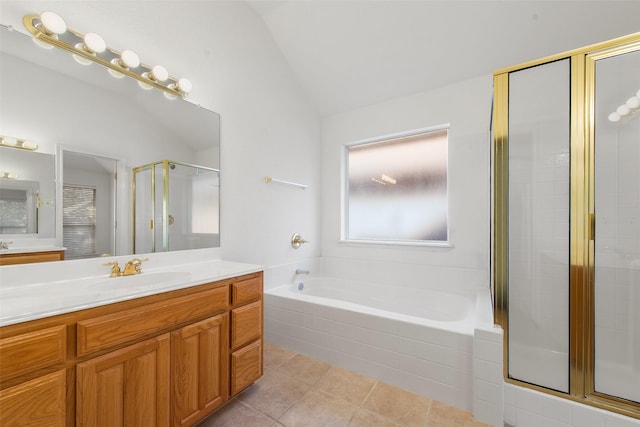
left=133, top=167, right=153, bottom=253
left=508, top=59, right=571, bottom=392
left=133, top=160, right=220, bottom=254
left=593, top=48, right=640, bottom=403
left=165, top=162, right=220, bottom=252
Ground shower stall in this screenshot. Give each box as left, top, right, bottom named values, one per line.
left=493, top=32, right=639, bottom=419
left=132, top=160, right=219, bottom=254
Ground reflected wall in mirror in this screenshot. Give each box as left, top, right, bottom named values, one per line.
left=0, top=146, right=55, bottom=237
left=0, top=24, right=221, bottom=260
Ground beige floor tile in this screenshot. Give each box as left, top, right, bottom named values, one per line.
left=315, top=366, right=377, bottom=406
left=239, top=367, right=313, bottom=420
left=264, top=342, right=298, bottom=369
left=426, top=401, right=491, bottom=427
left=347, top=408, right=402, bottom=427
left=277, top=353, right=332, bottom=386
left=278, top=390, right=358, bottom=427
left=196, top=399, right=276, bottom=427
left=361, top=382, right=431, bottom=427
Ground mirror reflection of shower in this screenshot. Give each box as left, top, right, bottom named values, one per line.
left=133, top=160, right=219, bottom=254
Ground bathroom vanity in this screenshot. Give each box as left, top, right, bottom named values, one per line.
left=0, top=261, right=263, bottom=427
left=0, top=248, right=65, bottom=265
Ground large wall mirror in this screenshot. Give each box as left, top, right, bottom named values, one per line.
left=0, top=24, right=220, bottom=260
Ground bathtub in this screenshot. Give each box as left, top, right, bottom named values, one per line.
left=264, top=273, right=496, bottom=413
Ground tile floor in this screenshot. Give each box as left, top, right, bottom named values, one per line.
left=197, top=342, right=492, bottom=427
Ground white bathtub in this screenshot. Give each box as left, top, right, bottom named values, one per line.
left=264, top=273, right=494, bottom=412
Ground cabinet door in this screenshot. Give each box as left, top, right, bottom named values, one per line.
left=231, top=339, right=263, bottom=396
left=76, top=334, right=170, bottom=427
left=171, top=313, right=229, bottom=427
left=0, top=369, right=66, bottom=426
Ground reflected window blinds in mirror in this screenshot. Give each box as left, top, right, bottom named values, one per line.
left=23, top=11, right=192, bottom=99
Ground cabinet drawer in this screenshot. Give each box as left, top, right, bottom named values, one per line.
left=231, top=276, right=262, bottom=305
left=231, top=300, right=262, bottom=350
left=77, top=286, right=228, bottom=357
left=0, top=325, right=66, bottom=380
left=231, top=340, right=262, bottom=396
left=0, top=369, right=66, bottom=426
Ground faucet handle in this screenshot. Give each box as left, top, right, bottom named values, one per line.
left=102, top=261, right=122, bottom=277
left=291, top=233, right=309, bottom=249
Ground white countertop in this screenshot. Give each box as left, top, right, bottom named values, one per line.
left=0, top=257, right=262, bottom=327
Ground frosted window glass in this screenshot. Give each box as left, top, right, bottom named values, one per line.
left=346, top=129, right=448, bottom=243
left=508, top=59, right=570, bottom=393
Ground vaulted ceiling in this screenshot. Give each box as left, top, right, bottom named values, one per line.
left=248, top=1, right=640, bottom=116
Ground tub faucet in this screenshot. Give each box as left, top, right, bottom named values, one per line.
left=295, top=268, right=310, bottom=275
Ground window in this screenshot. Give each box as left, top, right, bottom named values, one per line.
left=344, top=126, right=449, bottom=245
left=63, top=185, right=97, bottom=259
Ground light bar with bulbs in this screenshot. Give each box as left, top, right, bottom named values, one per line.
left=23, top=11, right=192, bottom=99
left=0, top=135, right=38, bottom=151
left=608, top=89, right=640, bottom=122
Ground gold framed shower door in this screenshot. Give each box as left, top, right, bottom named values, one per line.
left=493, top=32, right=640, bottom=419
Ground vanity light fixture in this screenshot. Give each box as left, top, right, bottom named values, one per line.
left=0, top=171, right=18, bottom=179
left=0, top=135, right=38, bottom=151
left=608, top=89, right=640, bottom=122
left=23, top=11, right=193, bottom=99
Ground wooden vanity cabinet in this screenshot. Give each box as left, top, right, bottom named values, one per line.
left=0, top=271, right=263, bottom=427
left=0, top=250, right=64, bottom=266
left=230, top=276, right=263, bottom=396
left=0, top=325, right=68, bottom=426
left=76, top=334, right=171, bottom=427
left=171, top=314, right=229, bottom=427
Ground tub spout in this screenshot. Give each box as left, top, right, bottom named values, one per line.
left=295, top=268, right=310, bottom=275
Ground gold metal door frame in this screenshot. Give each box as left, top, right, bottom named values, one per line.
left=492, top=32, right=640, bottom=419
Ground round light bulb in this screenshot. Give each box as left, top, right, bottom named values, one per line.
left=177, top=77, right=193, bottom=93
left=120, top=50, right=140, bottom=68
left=83, top=33, right=106, bottom=53
left=616, top=104, right=630, bottom=116
left=1, top=137, right=17, bottom=147
left=108, top=60, right=125, bottom=78
left=150, top=65, right=169, bottom=82
left=138, top=80, right=153, bottom=90
left=608, top=112, right=621, bottom=122
left=164, top=91, right=178, bottom=100
left=626, top=96, right=640, bottom=109
left=22, top=141, right=38, bottom=150
left=40, top=11, right=67, bottom=35
left=72, top=44, right=93, bottom=65
left=32, top=37, right=55, bottom=49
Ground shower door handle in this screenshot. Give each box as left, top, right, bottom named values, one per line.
left=588, top=213, right=595, bottom=241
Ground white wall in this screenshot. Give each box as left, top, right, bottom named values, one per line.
left=321, top=75, right=493, bottom=286
left=0, top=1, right=321, bottom=267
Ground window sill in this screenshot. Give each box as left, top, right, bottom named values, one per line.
left=338, top=239, right=452, bottom=248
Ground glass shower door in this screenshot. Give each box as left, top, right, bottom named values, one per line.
left=507, top=59, right=571, bottom=392
left=592, top=46, right=640, bottom=404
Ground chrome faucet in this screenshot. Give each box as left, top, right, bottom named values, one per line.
left=0, top=241, right=12, bottom=250
left=295, top=268, right=310, bottom=275
left=103, top=258, right=149, bottom=277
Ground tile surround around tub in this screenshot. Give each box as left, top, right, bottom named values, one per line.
left=197, top=342, right=492, bottom=427
left=504, top=383, right=640, bottom=427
